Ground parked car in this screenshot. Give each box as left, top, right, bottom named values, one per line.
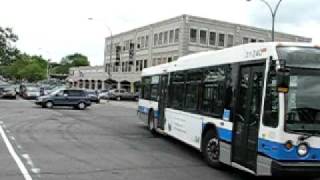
left=35, top=89, right=91, bottom=110
left=108, top=89, right=139, bottom=101
left=86, top=90, right=100, bottom=103
left=0, top=85, right=17, bottom=99
left=23, top=86, right=40, bottom=99
left=98, top=90, right=110, bottom=100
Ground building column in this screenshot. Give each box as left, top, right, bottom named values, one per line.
left=102, top=81, right=105, bottom=90
left=89, top=80, right=92, bottom=90
left=95, top=80, right=99, bottom=90
left=130, top=82, right=134, bottom=93
left=117, top=82, right=121, bottom=90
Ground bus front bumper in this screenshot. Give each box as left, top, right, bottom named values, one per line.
left=272, top=160, right=320, bottom=176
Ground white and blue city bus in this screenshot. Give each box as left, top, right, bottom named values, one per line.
left=137, top=42, right=320, bottom=176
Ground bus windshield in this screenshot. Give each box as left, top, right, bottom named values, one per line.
left=278, top=47, right=320, bottom=135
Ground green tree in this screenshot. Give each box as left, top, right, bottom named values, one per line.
left=0, top=27, right=19, bottom=65
left=19, top=63, right=46, bottom=82
left=6, top=53, right=48, bottom=82
left=53, top=53, right=89, bottom=74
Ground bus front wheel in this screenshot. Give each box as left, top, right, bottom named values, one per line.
left=202, top=130, right=221, bottom=168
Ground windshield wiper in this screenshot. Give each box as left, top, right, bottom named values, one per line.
left=298, top=134, right=313, bottom=141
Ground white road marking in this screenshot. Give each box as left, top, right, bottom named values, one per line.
left=0, top=121, right=32, bottom=180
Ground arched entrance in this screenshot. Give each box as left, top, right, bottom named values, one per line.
left=85, top=80, right=90, bottom=89
left=79, top=80, right=84, bottom=89
left=91, top=80, right=96, bottom=90
left=104, top=79, right=117, bottom=90
left=120, top=80, right=130, bottom=92
left=74, top=81, right=78, bottom=88
left=97, top=80, right=102, bottom=90
left=134, top=81, right=141, bottom=93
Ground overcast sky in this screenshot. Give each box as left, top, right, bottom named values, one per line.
left=1, top=0, right=319, bottom=65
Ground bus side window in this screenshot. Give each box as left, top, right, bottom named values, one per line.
left=169, top=73, right=185, bottom=109
left=200, top=66, right=226, bottom=117
left=263, top=75, right=279, bottom=127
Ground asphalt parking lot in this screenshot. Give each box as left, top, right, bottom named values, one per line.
left=0, top=99, right=317, bottom=180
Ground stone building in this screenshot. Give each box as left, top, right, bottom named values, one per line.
left=68, top=14, right=311, bottom=92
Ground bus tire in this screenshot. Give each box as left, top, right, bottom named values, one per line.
left=202, top=130, right=221, bottom=168
left=148, top=110, right=156, bottom=135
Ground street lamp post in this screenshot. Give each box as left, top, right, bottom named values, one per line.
left=247, top=0, right=283, bottom=41
left=88, top=18, right=113, bottom=79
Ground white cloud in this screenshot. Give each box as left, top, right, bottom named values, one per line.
left=0, top=0, right=318, bottom=65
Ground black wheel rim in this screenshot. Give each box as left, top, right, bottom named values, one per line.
left=207, top=138, right=219, bottom=161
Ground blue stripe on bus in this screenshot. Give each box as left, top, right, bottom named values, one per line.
left=217, top=128, right=232, bottom=142
left=258, top=138, right=320, bottom=161
left=138, top=106, right=159, bottom=119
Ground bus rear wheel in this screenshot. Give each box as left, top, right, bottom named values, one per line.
left=202, top=130, right=221, bottom=168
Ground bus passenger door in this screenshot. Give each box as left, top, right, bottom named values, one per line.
left=232, top=64, right=265, bottom=171
left=158, top=75, right=168, bottom=130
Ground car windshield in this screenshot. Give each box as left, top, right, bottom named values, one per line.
left=50, top=89, right=63, bottom=95
left=278, top=47, right=320, bottom=134
left=27, top=87, right=39, bottom=92
left=87, top=91, right=96, bottom=95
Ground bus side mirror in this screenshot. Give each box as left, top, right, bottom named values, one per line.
left=276, top=69, right=290, bottom=93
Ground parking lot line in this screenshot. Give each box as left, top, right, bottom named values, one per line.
left=0, top=121, right=32, bottom=180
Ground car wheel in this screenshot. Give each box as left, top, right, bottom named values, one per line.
left=134, top=96, right=139, bottom=101
left=46, top=101, right=53, bottom=109
left=78, top=102, right=86, bottom=110
left=202, top=130, right=221, bottom=168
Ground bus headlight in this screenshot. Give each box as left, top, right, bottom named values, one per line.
left=297, top=143, right=309, bottom=157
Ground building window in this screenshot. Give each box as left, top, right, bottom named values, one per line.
left=157, top=58, right=161, bottom=65
left=144, top=59, right=148, bottom=69
left=136, top=60, right=139, bottom=72
left=200, top=30, right=207, bottom=45
left=141, top=36, right=145, bottom=48
left=154, top=34, right=158, bottom=47
left=258, top=39, right=265, bottom=43
left=209, top=32, right=216, bottom=46
left=162, top=57, right=167, bottom=64
left=168, top=57, right=172, bottom=62
left=243, top=37, right=249, bottom=44
left=227, top=34, right=234, bottom=47
left=145, top=35, right=149, bottom=48
left=152, top=58, right=156, bottom=66
left=218, top=33, right=225, bottom=47
left=169, top=30, right=174, bottom=43
left=158, top=32, right=163, bottom=45
left=174, top=28, right=179, bottom=43
left=137, top=37, right=141, bottom=49
left=164, top=31, right=168, bottom=44
left=139, top=60, right=143, bottom=71
left=251, top=39, right=257, bottom=43
left=190, top=28, right=197, bottom=43
left=173, top=56, right=179, bottom=61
